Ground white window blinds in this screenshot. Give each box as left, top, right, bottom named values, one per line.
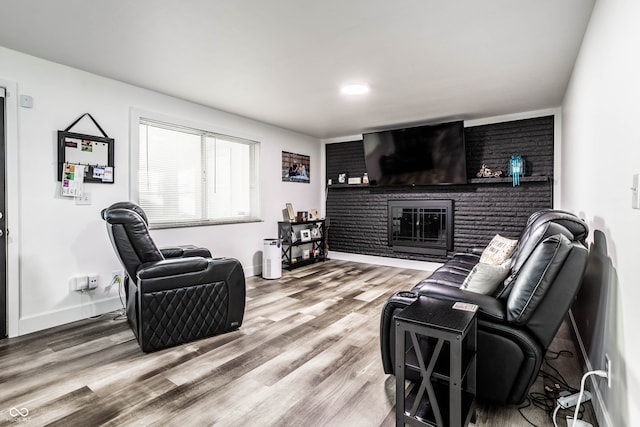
left=138, top=119, right=260, bottom=227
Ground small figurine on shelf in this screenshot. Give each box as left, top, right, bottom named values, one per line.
left=507, top=155, right=526, bottom=186
left=362, top=173, right=369, bottom=185
left=476, top=164, right=503, bottom=178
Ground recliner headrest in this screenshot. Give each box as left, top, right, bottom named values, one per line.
left=102, top=203, right=163, bottom=271
left=497, top=221, right=579, bottom=300
left=523, top=210, right=589, bottom=242
left=105, top=208, right=147, bottom=226
left=513, top=221, right=577, bottom=270
left=102, top=201, right=149, bottom=225
left=506, top=233, right=577, bottom=324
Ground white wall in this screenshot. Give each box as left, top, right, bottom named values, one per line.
left=0, top=46, right=322, bottom=336
left=562, top=0, right=640, bottom=425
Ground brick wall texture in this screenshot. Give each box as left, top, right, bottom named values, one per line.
left=325, top=115, right=554, bottom=262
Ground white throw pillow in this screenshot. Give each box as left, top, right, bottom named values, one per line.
left=479, top=234, right=518, bottom=265
left=460, top=261, right=511, bottom=295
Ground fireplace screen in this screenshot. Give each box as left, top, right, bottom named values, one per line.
left=388, top=200, right=453, bottom=255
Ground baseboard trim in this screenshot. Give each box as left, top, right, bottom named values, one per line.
left=568, top=310, right=613, bottom=427
left=247, top=263, right=259, bottom=277
left=18, top=296, right=123, bottom=336
left=327, top=251, right=442, bottom=272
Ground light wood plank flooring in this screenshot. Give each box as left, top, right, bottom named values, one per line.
left=0, top=260, right=597, bottom=426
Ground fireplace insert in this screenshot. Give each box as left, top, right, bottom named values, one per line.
left=388, top=200, right=453, bottom=255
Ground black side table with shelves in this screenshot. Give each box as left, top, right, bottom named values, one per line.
left=277, top=219, right=326, bottom=270
left=395, top=296, right=477, bottom=427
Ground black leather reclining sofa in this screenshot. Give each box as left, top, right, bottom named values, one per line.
left=380, top=210, right=590, bottom=404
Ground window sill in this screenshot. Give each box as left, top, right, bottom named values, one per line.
left=149, top=217, right=263, bottom=230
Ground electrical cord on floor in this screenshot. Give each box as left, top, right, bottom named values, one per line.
left=552, top=403, right=562, bottom=427
left=540, top=350, right=579, bottom=394
left=517, top=397, right=538, bottom=426
left=569, top=370, right=608, bottom=427
left=548, top=350, right=574, bottom=360
left=518, top=349, right=586, bottom=427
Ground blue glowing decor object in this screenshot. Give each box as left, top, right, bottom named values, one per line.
left=507, top=155, right=525, bottom=186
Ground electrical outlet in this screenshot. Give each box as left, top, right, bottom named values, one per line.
left=108, top=270, right=123, bottom=289
left=104, top=270, right=124, bottom=292
left=88, top=274, right=98, bottom=289
left=605, top=354, right=612, bottom=388
left=73, top=275, right=89, bottom=291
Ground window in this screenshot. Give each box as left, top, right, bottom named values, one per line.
left=137, top=118, right=260, bottom=228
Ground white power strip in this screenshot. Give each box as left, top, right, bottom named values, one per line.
left=557, top=390, right=591, bottom=409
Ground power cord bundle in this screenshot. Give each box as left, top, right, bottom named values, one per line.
left=112, top=274, right=127, bottom=321
left=86, top=274, right=127, bottom=321
left=518, top=350, right=586, bottom=426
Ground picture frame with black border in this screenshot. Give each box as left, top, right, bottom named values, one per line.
left=300, top=229, right=312, bottom=242
left=57, top=131, right=115, bottom=184
left=282, top=151, right=310, bottom=183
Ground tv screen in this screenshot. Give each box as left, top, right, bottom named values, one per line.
left=363, top=121, right=466, bottom=186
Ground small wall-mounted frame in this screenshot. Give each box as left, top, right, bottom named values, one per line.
left=57, top=131, right=114, bottom=183
left=282, top=151, right=310, bottom=183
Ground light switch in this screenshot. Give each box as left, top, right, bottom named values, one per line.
left=19, top=95, right=33, bottom=108
left=75, top=192, right=91, bottom=205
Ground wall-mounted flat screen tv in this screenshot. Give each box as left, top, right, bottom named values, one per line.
left=363, top=121, right=466, bottom=186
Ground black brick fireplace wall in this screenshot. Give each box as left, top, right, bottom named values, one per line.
left=325, top=116, right=554, bottom=263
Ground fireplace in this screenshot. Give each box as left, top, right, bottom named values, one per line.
left=388, top=200, right=453, bottom=256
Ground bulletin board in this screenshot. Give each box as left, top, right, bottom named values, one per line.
left=57, top=113, right=115, bottom=183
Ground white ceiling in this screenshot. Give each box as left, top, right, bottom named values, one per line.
left=0, top=0, right=595, bottom=139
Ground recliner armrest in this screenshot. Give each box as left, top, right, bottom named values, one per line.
left=417, top=282, right=506, bottom=321
left=468, top=247, right=485, bottom=255
left=137, top=257, right=245, bottom=293
left=160, top=245, right=212, bottom=259
left=138, top=257, right=209, bottom=279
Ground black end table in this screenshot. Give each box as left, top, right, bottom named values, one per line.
left=395, top=296, right=477, bottom=426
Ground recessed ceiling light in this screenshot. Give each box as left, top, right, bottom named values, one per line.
left=340, top=83, right=370, bottom=95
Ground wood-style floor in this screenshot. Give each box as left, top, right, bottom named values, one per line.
left=0, top=260, right=597, bottom=426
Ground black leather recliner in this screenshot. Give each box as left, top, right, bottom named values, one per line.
left=380, top=210, right=589, bottom=404
left=101, top=202, right=246, bottom=352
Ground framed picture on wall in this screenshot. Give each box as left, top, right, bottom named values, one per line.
left=57, top=131, right=115, bottom=183
left=282, top=151, right=310, bottom=183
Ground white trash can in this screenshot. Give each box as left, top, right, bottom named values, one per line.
left=262, top=238, right=282, bottom=279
